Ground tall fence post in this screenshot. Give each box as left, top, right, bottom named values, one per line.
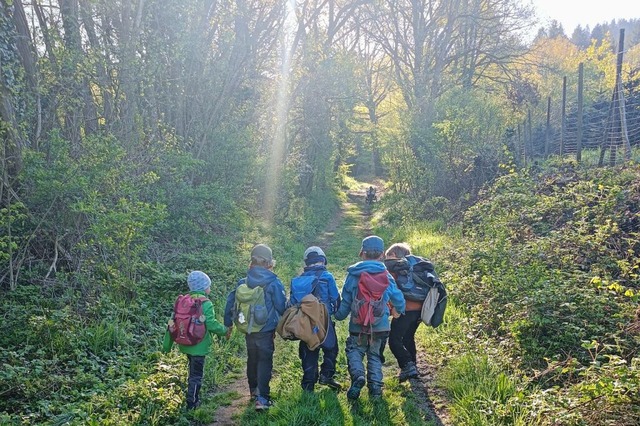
left=527, top=109, right=532, bottom=166
left=515, top=123, right=522, bottom=167
left=615, top=29, right=631, bottom=162
left=545, top=96, right=551, bottom=157
left=561, top=76, right=566, bottom=157
left=576, top=63, right=584, bottom=163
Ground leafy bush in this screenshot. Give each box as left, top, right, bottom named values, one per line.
left=439, top=162, right=640, bottom=423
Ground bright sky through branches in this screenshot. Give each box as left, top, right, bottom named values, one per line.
left=530, top=0, right=640, bottom=34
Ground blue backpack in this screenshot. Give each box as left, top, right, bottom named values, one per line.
left=384, top=255, right=447, bottom=327
left=289, top=271, right=323, bottom=305
left=384, top=256, right=439, bottom=302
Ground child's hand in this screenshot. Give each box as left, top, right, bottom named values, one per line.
left=390, top=307, right=401, bottom=319
left=225, top=326, right=233, bottom=340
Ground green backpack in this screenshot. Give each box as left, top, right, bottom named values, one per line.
left=233, top=282, right=268, bottom=334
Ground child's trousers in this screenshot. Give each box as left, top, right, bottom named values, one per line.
left=388, top=310, right=421, bottom=368
left=245, top=331, right=275, bottom=398
left=345, top=332, right=387, bottom=393
left=186, top=355, right=206, bottom=409
left=299, top=321, right=338, bottom=390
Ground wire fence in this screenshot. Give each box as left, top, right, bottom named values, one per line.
left=513, top=29, right=640, bottom=167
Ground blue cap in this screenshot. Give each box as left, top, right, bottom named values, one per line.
left=361, top=235, right=384, bottom=253
left=187, top=271, right=211, bottom=292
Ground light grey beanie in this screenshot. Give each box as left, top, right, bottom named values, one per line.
left=187, top=271, right=211, bottom=292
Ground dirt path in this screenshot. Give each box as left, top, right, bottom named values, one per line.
left=346, top=185, right=451, bottom=425
left=407, top=353, right=451, bottom=426
left=209, top=204, right=346, bottom=426
left=210, top=186, right=450, bottom=425
left=209, top=380, right=248, bottom=425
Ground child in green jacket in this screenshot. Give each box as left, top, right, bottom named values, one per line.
left=163, top=271, right=227, bottom=409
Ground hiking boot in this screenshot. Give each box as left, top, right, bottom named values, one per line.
left=346, top=376, right=366, bottom=400
left=369, top=386, right=383, bottom=399
left=255, top=396, right=273, bottom=411
left=318, top=375, right=342, bottom=391
left=398, top=361, right=419, bottom=382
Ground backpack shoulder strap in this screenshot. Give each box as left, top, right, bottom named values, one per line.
left=172, top=295, right=183, bottom=318
left=310, top=270, right=324, bottom=295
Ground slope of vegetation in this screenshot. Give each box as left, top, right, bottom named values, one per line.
left=429, top=161, right=639, bottom=425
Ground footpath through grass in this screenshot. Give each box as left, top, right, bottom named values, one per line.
left=214, top=196, right=441, bottom=425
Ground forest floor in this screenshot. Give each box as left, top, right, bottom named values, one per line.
left=209, top=185, right=450, bottom=425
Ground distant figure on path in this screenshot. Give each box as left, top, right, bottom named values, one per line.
left=366, top=186, right=377, bottom=205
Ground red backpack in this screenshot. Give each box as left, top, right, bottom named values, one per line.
left=168, top=295, right=208, bottom=345
left=351, top=272, right=390, bottom=333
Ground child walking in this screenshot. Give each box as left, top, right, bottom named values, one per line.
left=290, top=246, right=342, bottom=392
left=162, top=271, right=227, bottom=410
left=334, top=236, right=405, bottom=400
left=224, top=244, right=286, bottom=410
left=385, top=243, right=421, bottom=381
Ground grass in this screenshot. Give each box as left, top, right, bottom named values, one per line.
left=370, top=202, right=535, bottom=426
left=217, top=195, right=438, bottom=425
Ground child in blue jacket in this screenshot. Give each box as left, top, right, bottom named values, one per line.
left=335, top=236, right=405, bottom=400
left=223, top=244, right=286, bottom=411
left=290, top=246, right=341, bottom=392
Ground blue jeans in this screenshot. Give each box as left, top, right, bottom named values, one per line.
left=299, top=321, right=338, bottom=390
left=345, top=333, right=387, bottom=391
left=186, top=355, right=205, bottom=408
left=246, top=331, right=275, bottom=398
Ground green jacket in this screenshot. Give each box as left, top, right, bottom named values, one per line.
left=162, top=291, right=227, bottom=356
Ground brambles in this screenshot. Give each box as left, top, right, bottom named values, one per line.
left=441, top=162, right=640, bottom=424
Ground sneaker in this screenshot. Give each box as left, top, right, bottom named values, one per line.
left=318, top=375, right=342, bottom=391
left=346, top=376, right=366, bottom=400
left=255, top=396, right=272, bottom=411
left=250, top=388, right=259, bottom=401
left=398, top=361, right=419, bottom=382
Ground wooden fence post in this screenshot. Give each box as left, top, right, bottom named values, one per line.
left=577, top=63, right=584, bottom=163
left=527, top=109, right=532, bottom=165
left=561, top=76, right=566, bottom=157
left=545, top=96, right=551, bottom=157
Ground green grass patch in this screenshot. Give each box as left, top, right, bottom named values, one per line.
left=224, top=193, right=437, bottom=425
left=438, top=355, right=527, bottom=426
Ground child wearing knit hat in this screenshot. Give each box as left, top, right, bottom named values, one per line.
left=163, top=271, right=227, bottom=410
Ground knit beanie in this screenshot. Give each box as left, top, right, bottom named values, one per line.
left=187, top=271, right=211, bottom=292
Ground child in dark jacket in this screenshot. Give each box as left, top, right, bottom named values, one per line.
left=163, top=271, right=227, bottom=410
left=385, top=242, right=421, bottom=381
left=224, top=244, right=286, bottom=411
left=335, top=236, right=405, bottom=400
left=290, top=246, right=341, bottom=392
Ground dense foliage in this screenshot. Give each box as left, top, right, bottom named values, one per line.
left=2, top=0, right=640, bottom=424
left=440, top=161, right=640, bottom=425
